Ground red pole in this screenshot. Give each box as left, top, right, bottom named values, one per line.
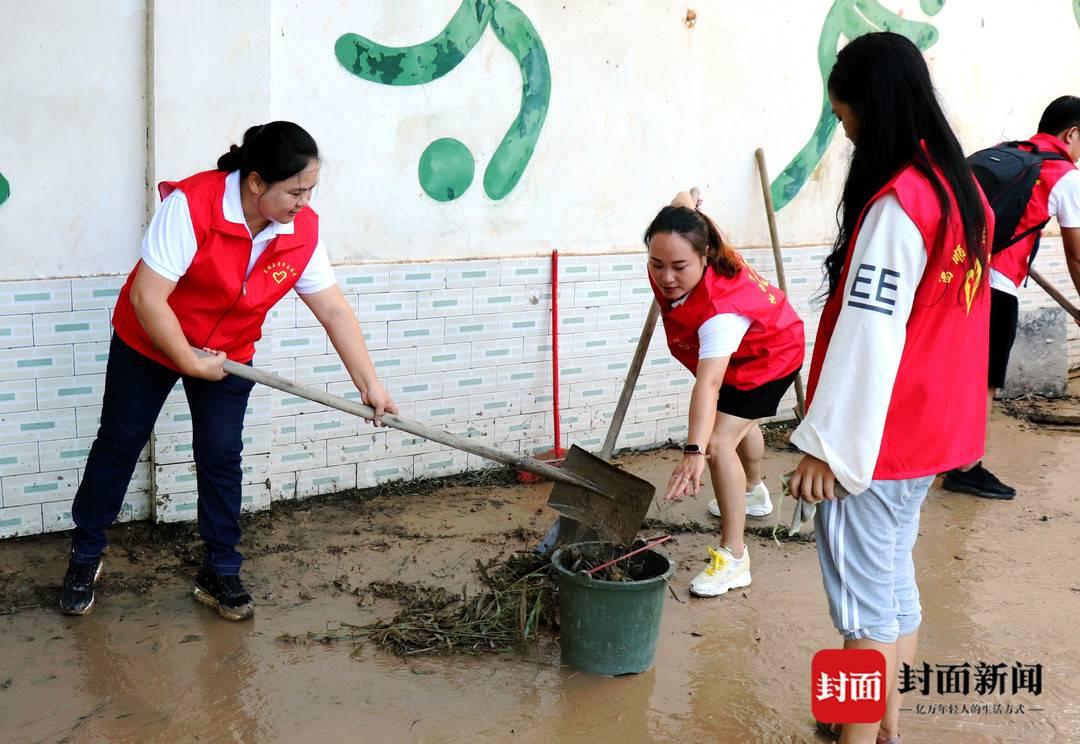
left=551, top=250, right=562, bottom=458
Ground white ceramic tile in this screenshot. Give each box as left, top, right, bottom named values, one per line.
left=493, top=413, right=546, bottom=443
left=241, top=424, right=272, bottom=455
left=32, top=310, right=110, bottom=345
left=270, top=327, right=328, bottom=359
left=295, top=354, right=353, bottom=386
left=0, top=442, right=40, bottom=477
left=417, top=288, right=474, bottom=318
left=271, top=415, right=297, bottom=445
left=556, top=358, right=595, bottom=386
left=522, top=336, right=554, bottom=363
left=269, top=297, right=296, bottom=329
left=42, top=500, right=76, bottom=532
left=294, top=464, right=357, bottom=499
left=73, top=341, right=112, bottom=376
left=270, top=440, right=328, bottom=474
left=0, top=379, right=37, bottom=414
left=389, top=263, right=447, bottom=292
left=241, top=482, right=272, bottom=514
left=71, top=276, right=125, bottom=310
left=592, top=353, right=631, bottom=381
left=473, top=285, right=525, bottom=314
left=570, top=281, right=622, bottom=308
left=357, top=456, right=414, bottom=489
left=75, top=405, right=102, bottom=438
left=496, top=363, right=547, bottom=391
left=619, top=278, right=654, bottom=304
left=270, top=386, right=327, bottom=417
left=414, top=450, right=469, bottom=479
left=0, top=408, right=77, bottom=445
left=497, top=310, right=549, bottom=338
left=444, top=314, right=500, bottom=343
left=468, top=390, right=521, bottom=419
left=36, top=374, right=106, bottom=410
left=386, top=371, right=445, bottom=402
left=0, top=504, right=44, bottom=538
left=557, top=306, right=597, bottom=334
left=499, top=257, right=551, bottom=286
left=656, top=416, right=689, bottom=443
left=545, top=406, right=592, bottom=435
left=326, top=431, right=386, bottom=465
left=444, top=367, right=497, bottom=397
left=415, top=343, right=473, bottom=375
left=388, top=318, right=444, bottom=348
left=471, top=337, right=524, bottom=367
left=360, top=320, right=389, bottom=351
left=598, top=254, right=645, bottom=280
left=0, top=315, right=33, bottom=349
left=0, top=345, right=75, bottom=381
left=557, top=257, right=600, bottom=282
left=414, top=396, right=471, bottom=425
left=336, top=264, right=390, bottom=294
left=0, top=279, right=72, bottom=316
left=358, top=289, right=416, bottom=321
left=369, top=347, right=417, bottom=378
left=446, top=259, right=500, bottom=288
left=569, top=381, right=619, bottom=408
left=2, top=468, right=78, bottom=507
left=37, top=436, right=113, bottom=472
left=294, top=409, right=359, bottom=442
left=384, top=430, right=443, bottom=457
left=595, top=303, right=643, bottom=331
left=615, top=421, right=657, bottom=452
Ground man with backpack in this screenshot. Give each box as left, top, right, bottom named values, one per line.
left=943, top=95, right=1080, bottom=500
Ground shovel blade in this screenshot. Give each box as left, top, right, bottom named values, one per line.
left=544, top=445, right=655, bottom=545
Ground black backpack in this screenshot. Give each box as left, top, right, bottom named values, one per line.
left=968, top=141, right=1068, bottom=257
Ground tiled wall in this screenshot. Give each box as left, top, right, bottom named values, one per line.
left=1, top=245, right=1077, bottom=539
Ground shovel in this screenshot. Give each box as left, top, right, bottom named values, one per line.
left=195, top=349, right=655, bottom=544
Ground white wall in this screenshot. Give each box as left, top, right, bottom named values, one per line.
left=2, top=1, right=1079, bottom=278
left=0, top=0, right=147, bottom=280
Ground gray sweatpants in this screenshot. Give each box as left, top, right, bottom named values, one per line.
left=814, top=476, right=934, bottom=643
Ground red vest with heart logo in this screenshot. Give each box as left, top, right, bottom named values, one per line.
left=990, top=132, right=1077, bottom=287
left=806, top=159, right=993, bottom=479
left=112, top=170, right=320, bottom=371
left=653, top=256, right=805, bottom=389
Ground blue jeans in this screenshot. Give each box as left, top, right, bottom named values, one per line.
left=70, top=335, right=254, bottom=575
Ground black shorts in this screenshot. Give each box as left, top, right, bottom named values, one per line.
left=716, top=370, right=799, bottom=420
left=988, top=288, right=1019, bottom=389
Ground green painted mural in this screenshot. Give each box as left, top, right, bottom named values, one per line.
left=770, top=0, right=944, bottom=211
left=335, top=1, right=550, bottom=202
left=0, top=173, right=8, bottom=207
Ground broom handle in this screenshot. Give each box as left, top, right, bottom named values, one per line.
left=755, top=148, right=807, bottom=419
left=601, top=300, right=661, bottom=460
left=1029, top=268, right=1080, bottom=323
left=193, top=348, right=598, bottom=491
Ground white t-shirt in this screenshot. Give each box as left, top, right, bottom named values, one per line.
left=670, top=292, right=752, bottom=360
left=990, top=167, right=1080, bottom=294
left=140, top=170, right=337, bottom=295
left=791, top=194, right=927, bottom=495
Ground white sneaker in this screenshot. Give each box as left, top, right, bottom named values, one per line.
left=707, top=482, right=773, bottom=518
left=689, top=546, right=752, bottom=598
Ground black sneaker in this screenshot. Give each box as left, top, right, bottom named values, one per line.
left=942, top=462, right=1016, bottom=500
left=60, top=557, right=104, bottom=616
left=193, top=563, right=254, bottom=621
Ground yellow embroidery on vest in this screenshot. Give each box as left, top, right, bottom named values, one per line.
left=939, top=271, right=953, bottom=284
left=963, top=260, right=983, bottom=315
left=951, top=245, right=966, bottom=264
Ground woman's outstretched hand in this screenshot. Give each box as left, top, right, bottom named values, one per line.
left=664, top=453, right=707, bottom=501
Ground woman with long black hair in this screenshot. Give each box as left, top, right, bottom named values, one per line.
left=787, top=33, right=993, bottom=744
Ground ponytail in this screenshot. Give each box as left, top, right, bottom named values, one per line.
left=215, top=121, right=318, bottom=185
left=643, top=205, right=742, bottom=278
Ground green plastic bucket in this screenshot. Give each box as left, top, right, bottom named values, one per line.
left=551, top=542, right=675, bottom=676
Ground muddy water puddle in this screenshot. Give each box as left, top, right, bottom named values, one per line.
left=1, top=407, right=1077, bottom=743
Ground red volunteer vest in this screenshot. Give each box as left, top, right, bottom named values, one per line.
left=654, top=256, right=805, bottom=389
left=806, top=162, right=993, bottom=480
left=112, top=170, right=320, bottom=371
left=992, top=133, right=1077, bottom=286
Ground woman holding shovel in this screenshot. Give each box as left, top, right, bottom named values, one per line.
left=787, top=33, right=992, bottom=744
left=60, top=122, right=396, bottom=620
left=646, top=197, right=804, bottom=598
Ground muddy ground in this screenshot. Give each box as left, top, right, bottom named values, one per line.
left=1, top=401, right=1078, bottom=743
